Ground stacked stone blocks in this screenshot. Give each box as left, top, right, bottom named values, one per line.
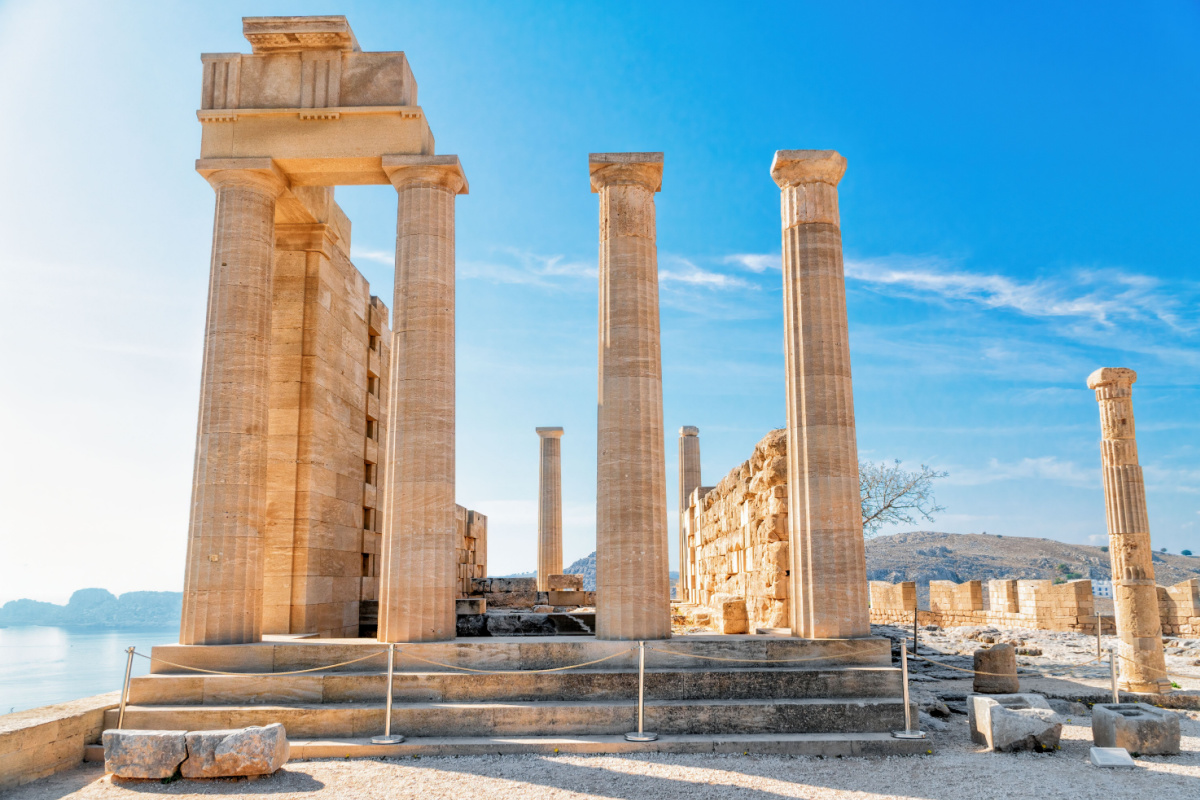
left=455, top=509, right=488, bottom=597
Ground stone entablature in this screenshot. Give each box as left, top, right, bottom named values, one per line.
left=684, top=429, right=790, bottom=632
left=868, top=577, right=1199, bottom=637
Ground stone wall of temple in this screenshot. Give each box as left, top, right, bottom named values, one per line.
left=868, top=577, right=1200, bottom=636
left=684, top=429, right=790, bottom=632
left=262, top=193, right=392, bottom=639
left=456, top=508, right=488, bottom=598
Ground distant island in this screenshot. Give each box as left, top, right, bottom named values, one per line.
left=0, top=588, right=182, bottom=628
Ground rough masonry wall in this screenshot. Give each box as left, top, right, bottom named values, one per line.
left=687, top=428, right=790, bottom=632
left=456, top=508, right=488, bottom=597
left=1159, top=578, right=1200, bottom=636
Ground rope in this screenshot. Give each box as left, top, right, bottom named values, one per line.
left=645, top=647, right=870, bottom=665
left=133, top=649, right=388, bottom=676
left=1114, top=651, right=1196, bottom=683
left=397, top=648, right=635, bottom=674
left=907, top=650, right=1103, bottom=678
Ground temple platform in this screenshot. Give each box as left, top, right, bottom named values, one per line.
left=109, top=635, right=928, bottom=756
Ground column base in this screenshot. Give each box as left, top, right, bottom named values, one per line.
left=1119, top=678, right=1174, bottom=694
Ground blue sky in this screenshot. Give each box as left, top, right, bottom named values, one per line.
left=1, top=1, right=1197, bottom=602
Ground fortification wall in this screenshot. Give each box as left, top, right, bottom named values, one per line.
left=869, top=576, right=1200, bottom=636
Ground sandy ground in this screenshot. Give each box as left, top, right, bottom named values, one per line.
left=7, top=626, right=1200, bottom=800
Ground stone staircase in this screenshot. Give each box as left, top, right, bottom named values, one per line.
left=105, top=635, right=929, bottom=756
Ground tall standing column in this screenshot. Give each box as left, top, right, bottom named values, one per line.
left=1088, top=368, right=1171, bottom=693
left=591, top=152, right=671, bottom=641
left=771, top=150, right=870, bottom=639
left=378, top=155, right=468, bottom=643
left=677, top=426, right=701, bottom=602
left=181, top=159, right=289, bottom=646
left=536, top=427, right=565, bottom=590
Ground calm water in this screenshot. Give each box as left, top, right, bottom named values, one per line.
left=0, top=625, right=179, bottom=715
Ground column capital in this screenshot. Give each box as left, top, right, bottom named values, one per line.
left=589, top=152, right=663, bottom=193
left=382, top=154, right=468, bottom=194
left=1087, top=367, right=1137, bottom=391
left=679, top=426, right=699, bottom=437
left=770, top=150, right=846, bottom=189
left=536, top=426, right=564, bottom=438
left=196, top=157, right=289, bottom=196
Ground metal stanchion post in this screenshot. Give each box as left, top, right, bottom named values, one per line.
left=1110, top=653, right=1119, bottom=704
left=912, top=609, right=919, bottom=655
left=116, top=646, right=135, bottom=730
left=371, top=643, right=405, bottom=744
left=892, top=643, right=925, bottom=740
left=1096, top=615, right=1102, bottom=660
left=625, top=642, right=658, bottom=742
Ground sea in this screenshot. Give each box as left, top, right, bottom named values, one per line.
left=0, top=624, right=180, bottom=715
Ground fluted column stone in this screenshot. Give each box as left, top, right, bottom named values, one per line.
left=1088, top=367, right=1171, bottom=693
left=591, top=152, right=671, bottom=641
left=181, top=159, right=289, bottom=646
left=771, top=150, right=870, bottom=639
left=678, top=426, right=701, bottom=602
left=536, top=427, right=565, bottom=591
left=378, top=155, right=467, bottom=643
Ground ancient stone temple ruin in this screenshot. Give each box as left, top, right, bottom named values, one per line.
left=144, top=15, right=926, bottom=758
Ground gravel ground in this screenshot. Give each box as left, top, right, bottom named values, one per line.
left=8, top=627, right=1199, bottom=800
left=10, top=711, right=1200, bottom=800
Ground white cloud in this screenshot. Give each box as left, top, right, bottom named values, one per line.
left=724, top=253, right=779, bottom=273
left=843, top=256, right=1198, bottom=332
left=658, top=257, right=752, bottom=289
left=351, top=247, right=395, bottom=266
left=944, top=456, right=1097, bottom=488
left=459, top=250, right=596, bottom=287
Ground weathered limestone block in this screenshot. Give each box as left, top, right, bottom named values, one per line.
left=456, top=598, right=485, bottom=615
left=973, top=644, right=1020, bottom=693
left=547, top=574, right=584, bottom=591
left=712, top=594, right=750, bottom=634
left=869, top=581, right=916, bottom=612
left=1092, top=703, right=1181, bottom=755
left=103, top=730, right=187, bottom=779
left=181, top=724, right=289, bottom=778
left=969, top=694, right=1061, bottom=752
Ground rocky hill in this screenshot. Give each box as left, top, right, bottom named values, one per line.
left=0, top=588, right=182, bottom=628
left=864, top=530, right=1200, bottom=587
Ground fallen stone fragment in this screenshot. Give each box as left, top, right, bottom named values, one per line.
left=973, top=643, right=1019, bottom=693
left=969, top=693, right=1061, bottom=752
left=103, top=729, right=188, bottom=779
left=1092, top=703, right=1180, bottom=755
left=181, top=724, right=289, bottom=778
left=1090, top=746, right=1137, bottom=768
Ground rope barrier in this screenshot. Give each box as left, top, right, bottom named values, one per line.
left=907, top=650, right=1104, bottom=678
left=132, top=649, right=388, bottom=676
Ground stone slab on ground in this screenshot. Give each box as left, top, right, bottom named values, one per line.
left=1093, top=703, right=1181, bottom=755
left=101, top=730, right=187, bottom=779
left=181, top=724, right=289, bottom=778
left=967, top=693, right=1061, bottom=751
left=1091, top=746, right=1138, bottom=768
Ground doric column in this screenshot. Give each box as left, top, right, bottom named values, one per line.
left=377, top=155, right=467, bottom=643
left=536, top=427, right=565, bottom=591
left=591, top=152, right=671, bottom=641
left=1087, top=368, right=1171, bottom=693
left=677, top=426, right=701, bottom=602
left=771, top=150, right=870, bottom=639
left=181, top=158, right=289, bottom=646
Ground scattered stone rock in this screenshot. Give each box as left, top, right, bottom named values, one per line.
left=969, top=694, right=1061, bottom=752
left=103, top=729, right=188, bottom=779
left=1016, top=646, right=1042, bottom=656
left=181, top=724, right=289, bottom=778
left=1092, top=703, right=1181, bottom=755
left=918, top=711, right=949, bottom=732
left=973, top=644, right=1019, bottom=693
left=1047, top=699, right=1090, bottom=718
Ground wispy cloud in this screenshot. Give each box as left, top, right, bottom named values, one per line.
left=944, top=456, right=1097, bottom=488
left=459, top=250, right=596, bottom=287
left=351, top=247, right=395, bottom=266
left=724, top=253, right=779, bottom=273
left=843, top=256, right=1198, bottom=332
left=659, top=257, right=752, bottom=289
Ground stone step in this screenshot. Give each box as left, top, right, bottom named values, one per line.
left=105, top=697, right=910, bottom=738
left=127, top=667, right=901, bottom=706
left=148, top=634, right=892, bottom=675
left=85, top=732, right=931, bottom=760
